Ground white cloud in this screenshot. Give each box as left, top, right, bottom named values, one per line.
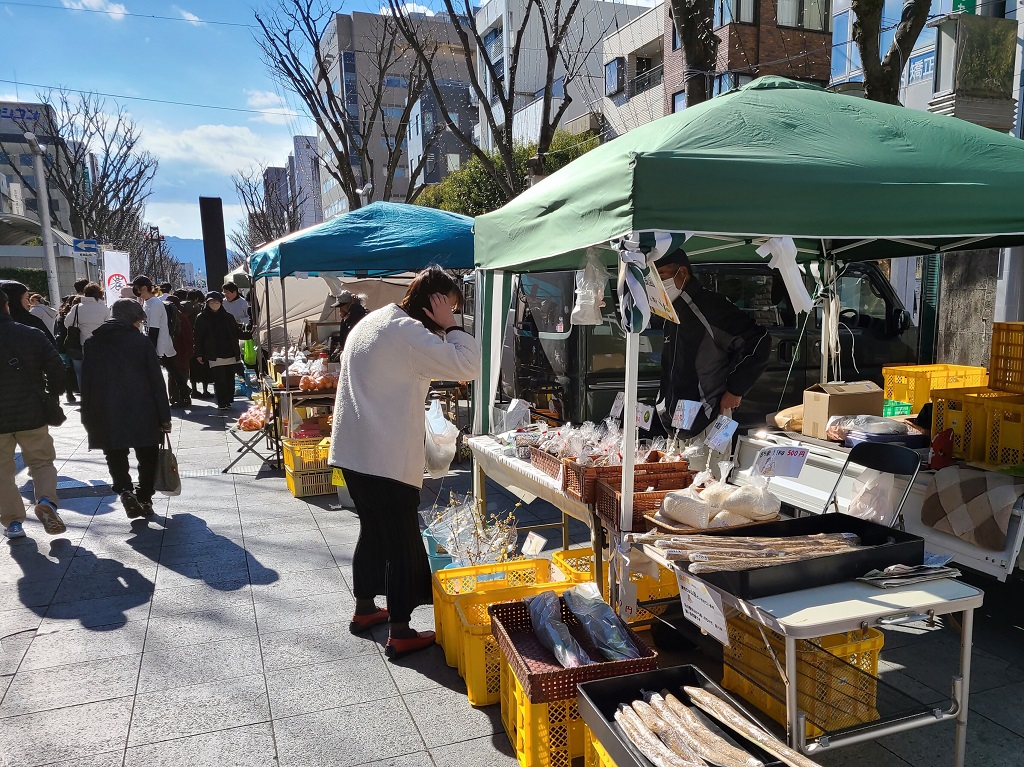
left=146, top=201, right=246, bottom=241
left=175, top=6, right=203, bottom=25
left=142, top=123, right=294, bottom=177
left=61, top=0, right=128, bottom=21
left=380, top=3, right=434, bottom=16
left=244, top=89, right=295, bottom=126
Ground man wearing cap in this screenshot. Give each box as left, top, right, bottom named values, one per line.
left=654, top=248, right=772, bottom=446
left=328, top=290, right=368, bottom=358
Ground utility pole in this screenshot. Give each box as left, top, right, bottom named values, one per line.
left=24, top=132, right=61, bottom=303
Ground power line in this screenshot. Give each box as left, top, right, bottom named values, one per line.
left=3, top=1, right=257, bottom=27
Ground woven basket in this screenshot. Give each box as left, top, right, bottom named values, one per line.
left=644, top=512, right=781, bottom=535
left=594, top=474, right=695, bottom=533
left=489, top=597, right=657, bottom=704
left=529, top=446, right=564, bottom=480
left=562, top=452, right=690, bottom=504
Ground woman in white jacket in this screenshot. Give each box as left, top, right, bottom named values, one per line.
left=65, top=283, right=110, bottom=386
left=330, top=267, right=480, bottom=658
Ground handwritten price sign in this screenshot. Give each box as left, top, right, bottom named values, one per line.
left=752, top=446, right=810, bottom=478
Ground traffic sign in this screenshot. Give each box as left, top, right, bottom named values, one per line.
left=73, top=238, right=98, bottom=254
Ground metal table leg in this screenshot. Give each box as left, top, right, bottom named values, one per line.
left=954, top=608, right=974, bottom=767
left=561, top=512, right=570, bottom=550
left=591, top=512, right=604, bottom=599
left=785, top=635, right=799, bottom=749
left=473, top=459, right=487, bottom=518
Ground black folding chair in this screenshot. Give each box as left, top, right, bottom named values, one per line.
left=822, top=441, right=922, bottom=528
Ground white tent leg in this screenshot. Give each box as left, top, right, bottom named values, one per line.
left=619, top=332, right=640, bottom=533
left=820, top=258, right=833, bottom=384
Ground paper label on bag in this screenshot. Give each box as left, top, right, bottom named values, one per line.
left=331, top=468, right=346, bottom=487
left=676, top=571, right=730, bottom=646
left=618, top=578, right=639, bottom=621
left=635, top=403, right=655, bottom=431
left=521, top=531, right=547, bottom=556
left=671, top=400, right=701, bottom=430
left=752, top=446, right=810, bottom=478
left=704, top=415, right=739, bottom=453
left=609, top=392, right=625, bottom=419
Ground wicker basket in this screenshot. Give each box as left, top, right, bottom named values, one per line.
left=594, top=474, right=694, bottom=534
left=644, top=512, right=780, bottom=535
left=530, top=446, right=564, bottom=481
left=562, top=452, right=690, bottom=504
left=489, top=597, right=657, bottom=704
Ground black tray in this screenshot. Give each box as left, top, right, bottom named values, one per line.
left=577, top=665, right=783, bottom=767
left=692, top=514, right=925, bottom=600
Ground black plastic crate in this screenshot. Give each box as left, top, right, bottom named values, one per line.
left=690, top=514, right=925, bottom=600
left=577, top=664, right=783, bottom=767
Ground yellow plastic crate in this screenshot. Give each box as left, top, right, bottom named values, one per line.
left=583, top=726, right=619, bottom=767
left=931, top=387, right=1020, bottom=462
left=455, top=582, right=571, bottom=707
left=990, top=322, right=1024, bottom=395
left=282, top=438, right=331, bottom=472
left=721, top=615, right=883, bottom=738
left=432, top=559, right=565, bottom=668
left=284, top=468, right=334, bottom=498
left=500, top=650, right=586, bottom=767
left=551, top=548, right=679, bottom=623
left=984, top=398, right=1024, bottom=467
left=883, top=364, right=988, bottom=414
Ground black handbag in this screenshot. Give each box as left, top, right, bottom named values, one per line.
left=65, top=307, right=83, bottom=361
left=0, top=332, right=65, bottom=427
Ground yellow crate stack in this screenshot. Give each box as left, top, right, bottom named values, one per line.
left=883, top=363, right=988, bottom=414
left=583, top=727, right=619, bottom=767
left=552, top=548, right=679, bottom=624
left=930, top=387, right=1021, bottom=462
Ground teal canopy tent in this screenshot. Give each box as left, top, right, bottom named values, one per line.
left=250, top=201, right=474, bottom=279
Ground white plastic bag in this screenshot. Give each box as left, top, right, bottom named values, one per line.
left=719, top=474, right=781, bottom=520
left=570, top=251, right=608, bottom=326
left=847, top=469, right=895, bottom=525
left=425, top=400, right=460, bottom=478
left=660, top=487, right=714, bottom=528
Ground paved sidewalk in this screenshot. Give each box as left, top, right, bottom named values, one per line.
left=1, top=397, right=1023, bottom=766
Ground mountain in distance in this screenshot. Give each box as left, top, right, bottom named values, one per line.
left=165, top=236, right=243, bottom=275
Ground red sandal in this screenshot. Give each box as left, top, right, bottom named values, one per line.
left=385, top=630, right=436, bottom=659
left=349, top=608, right=389, bottom=635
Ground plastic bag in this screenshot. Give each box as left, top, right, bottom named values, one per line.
left=570, top=251, right=608, bottom=326
left=660, top=487, right=714, bottom=528
left=424, top=493, right=517, bottom=566
left=242, top=339, right=257, bottom=367
left=526, top=591, right=593, bottom=668
left=826, top=415, right=911, bottom=441
left=847, top=469, right=895, bottom=525
left=425, top=400, right=460, bottom=478
left=709, top=510, right=752, bottom=528
left=719, top=473, right=781, bottom=520
left=563, top=582, right=640, bottom=661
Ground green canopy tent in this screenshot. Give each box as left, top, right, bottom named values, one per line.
left=472, top=76, right=1024, bottom=538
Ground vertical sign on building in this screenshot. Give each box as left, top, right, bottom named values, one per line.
left=102, top=250, right=130, bottom=307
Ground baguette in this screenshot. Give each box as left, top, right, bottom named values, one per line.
left=615, top=705, right=696, bottom=767
left=631, top=698, right=706, bottom=765
left=661, top=692, right=764, bottom=767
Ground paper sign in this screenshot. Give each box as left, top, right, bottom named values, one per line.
left=609, top=392, right=625, bottom=419
left=521, top=531, right=548, bottom=556
left=635, top=403, right=655, bottom=431
left=675, top=571, right=730, bottom=646
left=671, top=400, right=701, bottom=430
left=331, top=468, right=346, bottom=487
left=704, top=415, right=739, bottom=453
left=644, top=267, right=681, bottom=324
left=617, top=577, right=639, bottom=621
left=752, top=446, right=810, bottom=478
left=503, top=399, right=531, bottom=431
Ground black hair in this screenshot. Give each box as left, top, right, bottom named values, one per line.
left=74, top=278, right=89, bottom=294
left=399, top=266, right=463, bottom=334
left=83, top=282, right=103, bottom=299
left=222, top=282, right=238, bottom=293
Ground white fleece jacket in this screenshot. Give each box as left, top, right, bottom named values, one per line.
left=329, top=303, right=480, bottom=488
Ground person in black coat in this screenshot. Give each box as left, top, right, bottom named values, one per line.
left=1, top=281, right=56, bottom=347
left=81, top=299, right=172, bottom=519
left=193, top=291, right=241, bottom=411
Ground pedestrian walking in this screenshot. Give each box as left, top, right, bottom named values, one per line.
left=63, top=283, right=109, bottom=390
left=329, top=267, right=479, bottom=658
left=221, top=282, right=249, bottom=325
left=163, top=293, right=194, bottom=407
left=81, top=299, right=172, bottom=519
left=53, top=295, right=81, bottom=405
left=193, top=292, right=241, bottom=411
left=0, top=288, right=67, bottom=539
left=181, top=290, right=209, bottom=398
left=1, top=282, right=56, bottom=346
left=28, top=294, right=58, bottom=336
left=132, top=276, right=189, bottom=409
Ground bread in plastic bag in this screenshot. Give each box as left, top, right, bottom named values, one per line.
left=563, top=582, right=640, bottom=661
left=660, top=488, right=715, bottom=528
left=525, top=591, right=593, bottom=668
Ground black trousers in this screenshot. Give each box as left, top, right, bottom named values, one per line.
left=105, top=446, right=159, bottom=503
left=210, top=365, right=236, bottom=407
left=161, top=356, right=189, bottom=404
left=343, top=467, right=431, bottom=625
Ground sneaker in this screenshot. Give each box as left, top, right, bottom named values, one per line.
left=33, top=502, right=66, bottom=535
left=121, top=492, right=145, bottom=519
left=217, top=404, right=231, bottom=411
left=139, top=500, right=155, bottom=516
left=3, top=520, right=26, bottom=539
left=65, top=394, right=77, bottom=404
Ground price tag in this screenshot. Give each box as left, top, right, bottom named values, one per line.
left=635, top=403, right=655, bottom=431
left=617, top=577, right=639, bottom=621
left=671, top=400, right=701, bottom=430
left=521, top=531, right=548, bottom=556
left=752, top=446, right=810, bottom=478
left=704, top=415, right=739, bottom=453
left=331, top=467, right=346, bottom=487
left=675, top=571, right=730, bottom=646
left=609, top=392, right=625, bottom=419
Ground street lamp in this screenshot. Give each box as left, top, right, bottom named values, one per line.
left=23, top=132, right=61, bottom=303
left=356, top=182, right=373, bottom=208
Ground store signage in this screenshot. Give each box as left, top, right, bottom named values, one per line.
left=676, top=571, right=730, bottom=646
left=644, top=267, right=680, bottom=324
left=609, top=391, right=625, bottom=419
left=102, top=249, right=130, bottom=308
left=752, top=446, right=810, bottom=478
left=671, top=400, right=701, bottom=430
left=635, top=403, right=655, bottom=431
left=704, top=415, right=739, bottom=453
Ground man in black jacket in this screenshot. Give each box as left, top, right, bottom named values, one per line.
left=654, top=248, right=772, bottom=444
left=0, top=288, right=67, bottom=539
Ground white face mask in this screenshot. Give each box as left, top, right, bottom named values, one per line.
left=664, top=282, right=682, bottom=302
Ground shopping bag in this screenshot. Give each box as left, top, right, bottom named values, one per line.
left=242, top=339, right=257, bottom=367
left=424, top=399, right=459, bottom=479
left=155, top=434, right=182, bottom=496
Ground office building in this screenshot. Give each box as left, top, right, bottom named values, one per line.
left=288, top=136, right=323, bottom=230
left=0, top=101, right=73, bottom=233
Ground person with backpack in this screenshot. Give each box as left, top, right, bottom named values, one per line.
left=53, top=295, right=81, bottom=405
left=132, top=276, right=189, bottom=410
left=163, top=293, right=194, bottom=408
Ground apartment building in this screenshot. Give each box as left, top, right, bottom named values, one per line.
left=0, top=101, right=73, bottom=233
left=288, top=136, right=323, bottom=230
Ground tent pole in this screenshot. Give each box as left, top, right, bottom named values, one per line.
left=620, top=332, right=640, bottom=533
left=263, top=277, right=271, bottom=360
left=820, top=251, right=833, bottom=384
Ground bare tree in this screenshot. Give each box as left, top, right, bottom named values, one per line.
left=668, top=0, right=719, bottom=108
left=0, top=89, right=158, bottom=248
left=254, top=0, right=445, bottom=210
left=852, top=0, right=931, bottom=104
left=228, top=166, right=304, bottom=258
left=119, top=220, right=185, bottom=286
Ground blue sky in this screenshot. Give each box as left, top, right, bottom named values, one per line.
left=0, top=0, right=392, bottom=240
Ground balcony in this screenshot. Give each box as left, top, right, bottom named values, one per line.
left=631, top=64, right=663, bottom=97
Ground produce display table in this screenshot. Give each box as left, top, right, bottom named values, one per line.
left=640, top=542, right=983, bottom=767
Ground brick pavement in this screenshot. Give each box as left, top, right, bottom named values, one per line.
left=1, top=397, right=1023, bottom=766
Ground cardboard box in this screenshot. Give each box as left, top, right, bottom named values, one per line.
left=802, top=381, right=884, bottom=440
